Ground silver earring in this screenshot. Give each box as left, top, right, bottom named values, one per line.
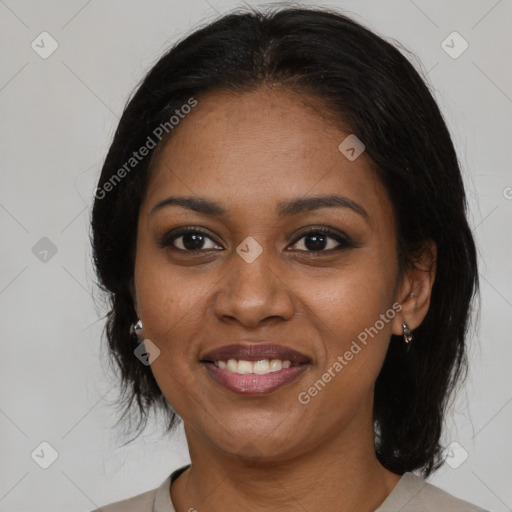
left=402, top=322, right=413, bottom=344
left=130, top=319, right=143, bottom=345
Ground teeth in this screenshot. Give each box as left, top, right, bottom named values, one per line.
left=214, top=359, right=293, bottom=374
left=253, top=359, right=270, bottom=374
left=227, top=359, right=238, bottom=372
left=237, top=360, right=253, bottom=374
left=269, top=359, right=281, bottom=372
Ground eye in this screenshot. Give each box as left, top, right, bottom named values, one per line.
left=158, top=227, right=222, bottom=252
left=158, top=226, right=354, bottom=254
left=288, top=227, right=353, bottom=253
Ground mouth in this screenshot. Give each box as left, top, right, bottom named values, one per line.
left=200, top=343, right=311, bottom=396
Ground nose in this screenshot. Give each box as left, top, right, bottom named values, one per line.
left=212, top=250, right=296, bottom=329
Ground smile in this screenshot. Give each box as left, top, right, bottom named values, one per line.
left=202, top=361, right=310, bottom=395
left=214, top=358, right=293, bottom=374
left=200, top=342, right=312, bottom=395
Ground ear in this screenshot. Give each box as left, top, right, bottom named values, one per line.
left=391, top=240, right=437, bottom=336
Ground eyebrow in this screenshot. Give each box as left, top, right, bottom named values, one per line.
left=149, top=194, right=370, bottom=222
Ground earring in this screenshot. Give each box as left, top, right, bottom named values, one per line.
left=402, top=322, right=413, bottom=344
left=130, top=319, right=144, bottom=345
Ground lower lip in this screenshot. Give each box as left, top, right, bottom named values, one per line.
left=202, top=362, right=310, bottom=395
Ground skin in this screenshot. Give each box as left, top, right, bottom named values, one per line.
left=132, top=87, right=437, bottom=512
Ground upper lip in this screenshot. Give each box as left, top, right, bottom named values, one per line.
left=200, top=343, right=311, bottom=364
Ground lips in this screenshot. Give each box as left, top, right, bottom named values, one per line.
left=200, top=343, right=311, bottom=365
left=200, top=343, right=312, bottom=395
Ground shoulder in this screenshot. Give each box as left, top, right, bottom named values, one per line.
left=89, top=483, right=160, bottom=512
left=377, top=472, right=489, bottom=512
left=89, top=465, right=186, bottom=512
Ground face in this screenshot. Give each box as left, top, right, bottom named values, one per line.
left=133, top=87, right=404, bottom=461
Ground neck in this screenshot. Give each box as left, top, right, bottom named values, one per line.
left=170, top=406, right=402, bottom=512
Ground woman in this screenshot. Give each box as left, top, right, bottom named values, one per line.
left=90, top=6, right=487, bottom=511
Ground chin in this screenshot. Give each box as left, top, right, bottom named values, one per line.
left=205, top=424, right=304, bottom=462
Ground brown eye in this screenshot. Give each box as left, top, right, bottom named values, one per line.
left=158, top=227, right=222, bottom=252
left=288, top=227, right=353, bottom=252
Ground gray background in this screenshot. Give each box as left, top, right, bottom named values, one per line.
left=0, top=0, right=511, bottom=510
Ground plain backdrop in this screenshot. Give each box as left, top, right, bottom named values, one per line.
left=0, top=0, right=511, bottom=511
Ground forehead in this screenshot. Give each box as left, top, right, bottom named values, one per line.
left=151, top=87, right=351, bottom=170
left=142, top=88, right=393, bottom=229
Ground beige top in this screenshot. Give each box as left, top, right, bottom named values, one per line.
left=91, top=464, right=489, bottom=512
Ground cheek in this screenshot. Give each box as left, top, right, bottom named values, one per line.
left=133, top=246, right=207, bottom=350
left=305, top=252, right=396, bottom=375
left=133, top=257, right=207, bottom=415
left=310, top=252, right=394, bottom=326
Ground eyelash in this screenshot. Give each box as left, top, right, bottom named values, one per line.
left=158, top=226, right=354, bottom=254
